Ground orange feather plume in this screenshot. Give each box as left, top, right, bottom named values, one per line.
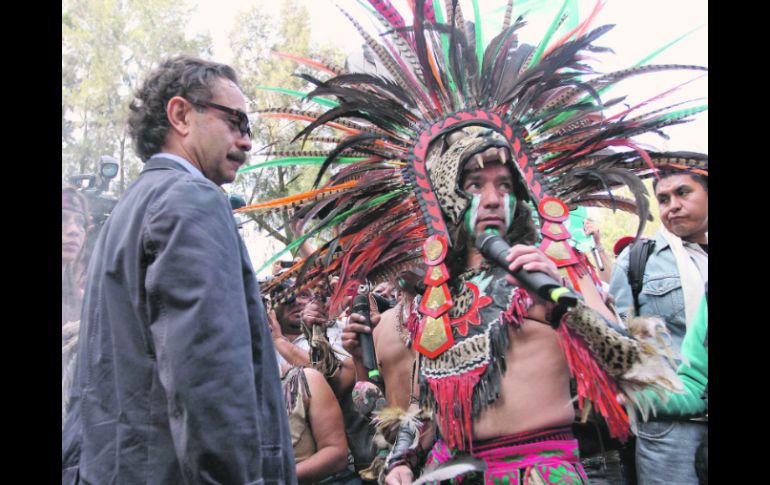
left=235, top=180, right=358, bottom=213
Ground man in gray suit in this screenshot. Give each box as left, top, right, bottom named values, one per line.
left=62, top=56, right=296, bottom=485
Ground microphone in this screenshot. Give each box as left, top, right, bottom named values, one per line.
left=591, top=247, right=605, bottom=271
left=351, top=285, right=382, bottom=384
left=475, top=230, right=580, bottom=308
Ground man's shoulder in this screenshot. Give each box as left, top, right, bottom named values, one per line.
left=134, top=168, right=228, bottom=218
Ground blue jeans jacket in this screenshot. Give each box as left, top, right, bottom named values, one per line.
left=608, top=230, right=687, bottom=354
left=608, top=230, right=706, bottom=485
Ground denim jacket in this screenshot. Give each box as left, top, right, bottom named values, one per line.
left=608, top=230, right=687, bottom=355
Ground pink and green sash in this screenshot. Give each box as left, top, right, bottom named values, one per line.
left=424, top=426, right=588, bottom=485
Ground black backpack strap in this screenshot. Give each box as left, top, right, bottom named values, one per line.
left=627, top=239, right=655, bottom=316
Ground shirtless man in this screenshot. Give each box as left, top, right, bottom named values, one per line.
left=343, top=277, right=419, bottom=411
left=382, top=133, right=663, bottom=485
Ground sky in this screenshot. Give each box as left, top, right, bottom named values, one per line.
left=184, top=0, right=708, bottom=273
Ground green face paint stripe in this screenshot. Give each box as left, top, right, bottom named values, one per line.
left=465, top=194, right=481, bottom=235
left=504, top=193, right=517, bottom=232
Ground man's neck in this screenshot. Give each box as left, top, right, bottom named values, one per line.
left=683, top=232, right=708, bottom=245
left=160, top=143, right=203, bottom=174
left=283, top=331, right=302, bottom=342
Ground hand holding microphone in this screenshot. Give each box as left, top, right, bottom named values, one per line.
left=475, top=230, right=580, bottom=310
left=350, top=285, right=383, bottom=384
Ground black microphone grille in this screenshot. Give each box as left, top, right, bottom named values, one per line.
left=475, top=231, right=498, bottom=252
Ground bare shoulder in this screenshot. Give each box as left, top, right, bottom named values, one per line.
left=302, top=366, right=327, bottom=386
left=373, top=306, right=398, bottom=340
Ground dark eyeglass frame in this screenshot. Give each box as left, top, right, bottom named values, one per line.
left=188, top=99, right=252, bottom=138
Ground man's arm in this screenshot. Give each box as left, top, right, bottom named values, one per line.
left=646, top=296, right=708, bottom=415
left=144, top=179, right=264, bottom=483
left=297, top=368, right=350, bottom=483
left=584, top=219, right=613, bottom=283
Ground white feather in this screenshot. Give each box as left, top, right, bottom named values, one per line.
left=411, top=456, right=487, bottom=485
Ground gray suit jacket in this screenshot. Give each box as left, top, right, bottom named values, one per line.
left=62, top=156, right=296, bottom=485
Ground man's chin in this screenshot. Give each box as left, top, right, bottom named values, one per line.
left=476, top=222, right=505, bottom=235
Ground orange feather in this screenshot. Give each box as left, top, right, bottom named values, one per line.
left=272, top=51, right=340, bottom=76
left=258, top=113, right=360, bottom=135
left=235, top=180, right=358, bottom=213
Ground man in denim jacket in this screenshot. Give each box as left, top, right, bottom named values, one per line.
left=609, top=168, right=708, bottom=485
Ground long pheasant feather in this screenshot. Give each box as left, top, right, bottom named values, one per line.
left=238, top=157, right=366, bottom=173
left=235, top=180, right=359, bottom=213
left=255, top=86, right=339, bottom=109
left=542, top=0, right=605, bottom=58
left=527, top=0, right=570, bottom=69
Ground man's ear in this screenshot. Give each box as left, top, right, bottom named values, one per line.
left=166, top=96, right=192, bottom=136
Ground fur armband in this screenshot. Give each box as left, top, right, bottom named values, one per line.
left=384, top=409, right=431, bottom=475
left=557, top=302, right=684, bottom=439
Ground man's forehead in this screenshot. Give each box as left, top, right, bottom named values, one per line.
left=212, top=77, right=247, bottom=109
left=461, top=161, right=513, bottom=179
left=655, top=173, right=700, bottom=194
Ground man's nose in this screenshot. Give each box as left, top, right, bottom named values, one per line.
left=237, top=131, right=252, bottom=152
left=481, top=184, right=502, bottom=207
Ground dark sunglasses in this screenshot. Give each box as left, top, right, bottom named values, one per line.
left=188, top=99, right=252, bottom=138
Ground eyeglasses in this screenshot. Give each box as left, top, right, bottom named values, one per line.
left=188, top=99, right=252, bottom=138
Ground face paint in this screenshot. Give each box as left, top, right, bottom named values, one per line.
left=464, top=194, right=481, bottom=236
left=504, top=192, right=517, bottom=232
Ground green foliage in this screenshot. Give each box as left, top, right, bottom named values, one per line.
left=62, top=0, right=212, bottom=194
left=228, top=0, right=346, bottom=250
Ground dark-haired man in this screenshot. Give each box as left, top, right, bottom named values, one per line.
left=383, top=134, right=676, bottom=485
left=62, top=56, right=296, bottom=485
left=609, top=168, right=708, bottom=485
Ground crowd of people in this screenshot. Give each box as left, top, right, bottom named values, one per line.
left=62, top=4, right=707, bottom=484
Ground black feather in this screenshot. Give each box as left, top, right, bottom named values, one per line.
left=313, top=133, right=388, bottom=187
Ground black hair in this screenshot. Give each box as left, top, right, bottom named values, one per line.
left=653, top=168, right=708, bottom=193
left=127, top=55, right=239, bottom=161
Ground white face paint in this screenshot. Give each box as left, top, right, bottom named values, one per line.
left=464, top=193, right=517, bottom=237
left=461, top=161, right=517, bottom=237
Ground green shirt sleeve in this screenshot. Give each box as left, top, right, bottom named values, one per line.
left=644, top=295, right=708, bottom=416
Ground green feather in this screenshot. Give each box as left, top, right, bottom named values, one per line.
left=255, top=86, right=339, bottom=108
left=564, top=0, right=579, bottom=31
left=635, top=26, right=703, bottom=67
left=238, top=157, right=365, bottom=173
left=656, top=103, right=708, bottom=122
left=527, top=0, right=570, bottom=69
left=354, top=0, right=377, bottom=17
left=587, top=26, right=705, bottom=108
left=433, top=0, right=457, bottom=93
left=472, top=0, right=484, bottom=77
left=255, top=188, right=407, bottom=274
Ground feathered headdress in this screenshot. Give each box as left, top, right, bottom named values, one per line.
left=241, top=0, right=707, bottom=449
left=242, top=0, right=706, bottom=315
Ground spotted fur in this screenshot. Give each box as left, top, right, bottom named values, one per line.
left=448, top=284, right=475, bottom=319
left=562, top=304, right=641, bottom=376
